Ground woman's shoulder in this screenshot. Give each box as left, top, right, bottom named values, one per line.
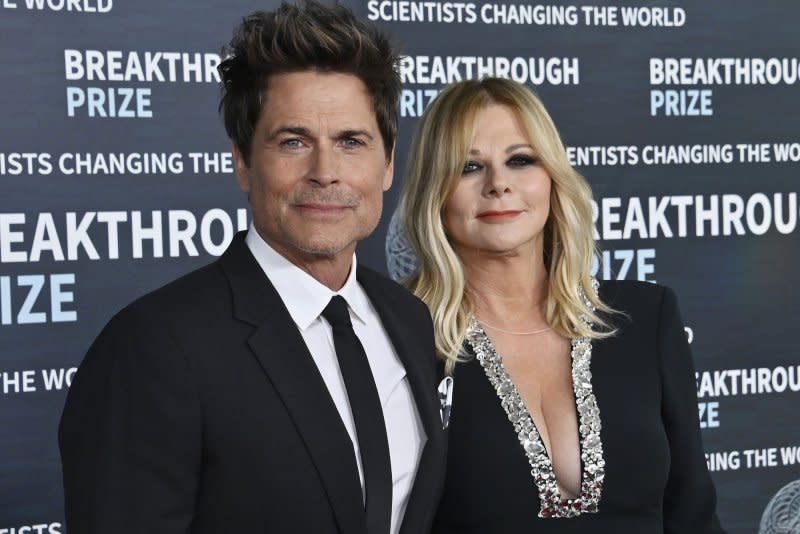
left=594, top=279, right=686, bottom=342
left=597, top=279, right=673, bottom=316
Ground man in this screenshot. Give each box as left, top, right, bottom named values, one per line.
left=58, top=2, right=446, bottom=532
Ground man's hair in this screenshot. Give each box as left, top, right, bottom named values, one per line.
left=218, top=0, right=401, bottom=165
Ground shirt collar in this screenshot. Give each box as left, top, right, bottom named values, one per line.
left=245, top=224, right=369, bottom=330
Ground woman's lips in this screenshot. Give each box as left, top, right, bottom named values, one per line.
left=476, top=210, right=522, bottom=221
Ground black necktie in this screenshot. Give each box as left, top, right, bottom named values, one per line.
left=321, top=295, right=392, bottom=534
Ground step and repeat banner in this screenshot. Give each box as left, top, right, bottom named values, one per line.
left=1, top=1, right=798, bottom=532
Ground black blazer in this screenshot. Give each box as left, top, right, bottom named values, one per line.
left=432, top=280, right=725, bottom=534
left=59, top=231, right=447, bottom=534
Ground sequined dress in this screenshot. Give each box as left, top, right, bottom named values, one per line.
left=431, top=280, right=725, bottom=534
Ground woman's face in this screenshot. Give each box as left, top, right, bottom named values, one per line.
left=443, top=103, right=552, bottom=257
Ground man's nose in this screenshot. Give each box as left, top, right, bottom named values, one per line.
left=307, top=144, right=339, bottom=185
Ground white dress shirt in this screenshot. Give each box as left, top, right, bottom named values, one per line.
left=246, top=226, right=426, bottom=534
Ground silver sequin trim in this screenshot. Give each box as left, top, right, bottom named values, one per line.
left=465, top=278, right=605, bottom=518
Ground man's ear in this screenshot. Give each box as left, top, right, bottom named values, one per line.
left=231, top=143, right=250, bottom=193
left=382, top=146, right=395, bottom=191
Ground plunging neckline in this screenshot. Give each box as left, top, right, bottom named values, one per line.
left=465, top=317, right=605, bottom=518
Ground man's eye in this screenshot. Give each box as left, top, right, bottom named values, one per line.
left=281, top=138, right=303, bottom=148
left=342, top=137, right=363, bottom=148
left=462, top=161, right=481, bottom=174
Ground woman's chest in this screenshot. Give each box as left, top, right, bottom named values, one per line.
left=446, top=334, right=671, bottom=517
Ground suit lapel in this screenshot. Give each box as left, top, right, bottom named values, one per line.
left=219, top=233, right=366, bottom=534
left=357, top=266, right=447, bottom=534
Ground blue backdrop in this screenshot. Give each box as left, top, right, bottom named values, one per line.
left=1, top=1, right=798, bottom=532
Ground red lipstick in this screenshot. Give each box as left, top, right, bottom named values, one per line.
left=476, top=210, right=522, bottom=221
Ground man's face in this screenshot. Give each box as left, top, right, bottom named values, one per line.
left=233, top=71, right=393, bottom=267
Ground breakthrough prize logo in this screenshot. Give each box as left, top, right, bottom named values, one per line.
left=759, top=479, right=800, bottom=534
left=385, top=209, right=419, bottom=282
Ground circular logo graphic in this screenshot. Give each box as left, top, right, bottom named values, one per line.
left=385, top=208, right=419, bottom=282
left=759, top=479, right=800, bottom=534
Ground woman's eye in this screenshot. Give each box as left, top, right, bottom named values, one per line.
left=462, top=161, right=481, bottom=174
left=508, top=155, right=536, bottom=167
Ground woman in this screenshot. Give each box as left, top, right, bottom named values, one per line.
left=397, top=78, right=724, bottom=533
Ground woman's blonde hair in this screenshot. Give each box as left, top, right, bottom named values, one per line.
left=398, top=78, right=615, bottom=374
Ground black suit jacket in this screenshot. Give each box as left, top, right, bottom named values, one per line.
left=432, top=280, right=725, bottom=534
left=59, top=231, right=447, bottom=534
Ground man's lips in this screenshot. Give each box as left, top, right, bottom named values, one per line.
left=476, top=210, right=522, bottom=220
left=296, top=203, right=350, bottom=209
left=294, top=203, right=353, bottom=216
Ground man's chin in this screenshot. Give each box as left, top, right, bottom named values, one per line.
left=290, top=239, right=353, bottom=260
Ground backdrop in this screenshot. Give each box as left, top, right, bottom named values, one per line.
left=1, top=1, right=798, bottom=533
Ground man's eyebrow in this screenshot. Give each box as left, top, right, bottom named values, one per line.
left=268, top=126, right=312, bottom=139
left=337, top=129, right=374, bottom=141
left=267, top=127, right=375, bottom=141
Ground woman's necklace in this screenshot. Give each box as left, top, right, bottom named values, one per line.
left=476, top=317, right=552, bottom=336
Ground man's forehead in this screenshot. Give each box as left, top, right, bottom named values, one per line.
left=263, top=111, right=378, bottom=134
left=265, top=71, right=371, bottom=101
left=259, top=74, right=379, bottom=133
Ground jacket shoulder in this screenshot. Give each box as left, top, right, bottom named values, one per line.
left=598, top=279, right=671, bottom=314
left=595, top=279, right=683, bottom=340
left=357, top=264, right=429, bottom=312
left=109, top=259, right=230, bottom=333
